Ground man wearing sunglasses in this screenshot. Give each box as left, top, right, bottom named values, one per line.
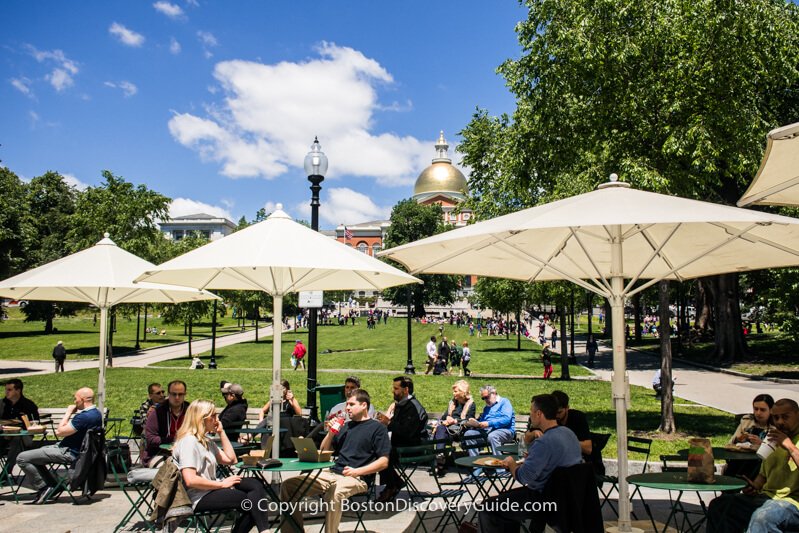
left=142, top=380, right=189, bottom=467
left=463, top=384, right=516, bottom=456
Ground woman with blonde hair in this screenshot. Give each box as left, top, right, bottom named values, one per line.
left=172, top=400, right=269, bottom=533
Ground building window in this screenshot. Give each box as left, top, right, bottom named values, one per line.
left=371, top=244, right=381, bottom=256
left=357, top=242, right=368, bottom=254
left=201, top=230, right=210, bottom=240
left=172, top=230, right=184, bottom=241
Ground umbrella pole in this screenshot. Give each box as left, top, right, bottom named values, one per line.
left=98, top=306, right=109, bottom=421
left=610, top=226, right=634, bottom=533
left=271, top=294, right=283, bottom=462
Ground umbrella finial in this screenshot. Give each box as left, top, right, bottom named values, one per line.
left=609, top=173, right=618, bottom=182
left=97, top=233, right=116, bottom=245
left=597, top=172, right=630, bottom=190
left=267, top=204, right=291, bottom=220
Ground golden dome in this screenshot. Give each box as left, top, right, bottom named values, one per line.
left=412, top=131, right=468, bottom=199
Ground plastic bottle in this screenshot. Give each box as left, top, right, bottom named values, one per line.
left=329, top=414, right=346, bottom=435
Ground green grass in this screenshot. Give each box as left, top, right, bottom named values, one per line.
left=150, top=320, right=592, bottom=378
left=626, top=331, right=799, bottom=379
left=0, top=307, right=256, bottom=360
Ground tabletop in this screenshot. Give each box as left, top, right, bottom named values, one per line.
left=677, top=446, right=761, bottom=462
left=628, top=472, right=746, bottom=492
left=455, top=454, right=518, bottom=469
left=0, top=429, right=31, bottom=437
left=239, top=458, right=335, bottom=473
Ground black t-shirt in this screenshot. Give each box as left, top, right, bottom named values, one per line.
left=330, top=418, right=391, bottom=485
left=1, top=395, right=39, bottom=421
left=563, top=408, right=602, bottom=464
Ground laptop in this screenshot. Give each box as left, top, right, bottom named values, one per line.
left=291, top=437, right=334, bottom=463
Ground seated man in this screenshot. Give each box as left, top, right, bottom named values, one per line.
left=1, top=378, right=40, bottom=466
left=479, top=393, right=582, bottom=533
left=280, top=388, right=390, bottom=532
left=707, top=398, right=799, bottom=532
left=219, top=383, right=248, bottom=441
left=376, top=376, right=429, bottom=502
left=16, top=387, right=102, bottom=504
left=132, top=382, right=164, bottom=436
left=551, top=390, right=604, bottom=475
left=463, top=384, right=515, bottom=456
left=141, top=380, right=189, bottom=467
left=307, top=376, right=375, bottom=443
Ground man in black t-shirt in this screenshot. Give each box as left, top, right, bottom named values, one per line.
left=551, top=390, right=604, bottom=475
left=281, top=388, right=390, bottom=533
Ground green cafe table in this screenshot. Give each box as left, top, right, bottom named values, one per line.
left=238, top=458, right=335, bottom=532
left=627, top=472, right=746, bottom=533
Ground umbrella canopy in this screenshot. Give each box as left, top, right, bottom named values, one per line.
left=738, top=121, right=799, bottom=207
left=136, top=205, right=420, bottom=458
left=381, top=176, right=799, bottom=532
left=0, top=234, right=219, bottom=413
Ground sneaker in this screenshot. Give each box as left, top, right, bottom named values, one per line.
left=25, top=486, right=50, bottom=505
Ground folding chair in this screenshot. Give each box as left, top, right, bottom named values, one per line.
left=597, top=435, right=652, bottom=518
left=396, top=443, right=467, bottom=533
left=109, top=446, right=157, bottom=532
left=43, top=428, right=107, bottom=505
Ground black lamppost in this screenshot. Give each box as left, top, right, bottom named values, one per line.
left=405, top=286, right=415, bottom=374
left=304, top=137, right=328, bottom=423
left=209, top=299, right=218, bottom=369
left=135, top=304, right=141, bottom=350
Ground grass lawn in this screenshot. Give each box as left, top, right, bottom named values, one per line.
left=13, top=317, right=735, bottom=459
left=0, top=307, right=256, bottom=361
left=151, top=320, right=593, bottom=378
left=627, top=331, right=799, bottom=379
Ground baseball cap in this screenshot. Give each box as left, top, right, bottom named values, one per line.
left=220, top=381, right=232, bottom=393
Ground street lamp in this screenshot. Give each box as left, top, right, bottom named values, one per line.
left=405, top=286, right=415, bottom=374
left=304, top=137, right=328, bottom=423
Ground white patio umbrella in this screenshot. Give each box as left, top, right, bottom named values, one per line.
left=381, top=175, right=799, bottom=532
left=135, top=205, right=420, bottom=459
left=0, top=234, right=219, bottom=414
left=738, top=121, right=799, bottom=207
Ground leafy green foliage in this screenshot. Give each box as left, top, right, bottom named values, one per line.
left=0, top=167, right=34, bottom=278
left=382, top=199, right=460, bottom=315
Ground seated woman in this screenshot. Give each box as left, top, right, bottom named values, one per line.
left=172, top=399, right=269, bottom=533
left=432, top=380, right=475, bottom=468
left=255, top=379, right=303, bottom=451
left=725, top=393, right=774, bottom=478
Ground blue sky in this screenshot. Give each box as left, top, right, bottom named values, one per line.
left=1, top=1, right=525, bottom=229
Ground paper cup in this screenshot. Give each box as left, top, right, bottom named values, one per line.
left=756, top=441, right=776, bottom=460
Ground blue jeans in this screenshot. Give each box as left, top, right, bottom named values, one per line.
left=747, top=499, right=799, bottom=533
left=463, top=427, right=515, bottom=456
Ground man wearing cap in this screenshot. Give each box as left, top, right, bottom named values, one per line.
left=52, top=340, right=66, bottom=372
left=220, top=382, right=248, bottom=441
left=292, top=339, right=306, bottom=371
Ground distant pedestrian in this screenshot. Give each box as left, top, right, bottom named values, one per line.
left=551, top=329, right=558, bottom=350
left=52, top=340, right=66, bottom=372
left=541, top=345, right=553, bottom=379
left=292, top=339, right=307, bottom=371
left=586, top=335, right=598, bottom=367
left=461, top=341, right=471, bottom=376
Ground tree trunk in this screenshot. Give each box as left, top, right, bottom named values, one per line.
left=559, top=303, right=570, bottom=380
left=570, top=289, right=575, bottom=357
left=516, top=311, right=521, bottom=351
left=658, top=280, right=676, bottom=433
left=586, top=292, right=593, bottom=335
left=188, top=315, right=193, bottom=357
left=712, top=273, right=747, bottom=364
left=696, top=278, right=713, bottom=333
left=603, top=298, right=612, bottom=337
left=633, top=293, right=642, bottom=342
left=44, top=315, right=54, bottom=334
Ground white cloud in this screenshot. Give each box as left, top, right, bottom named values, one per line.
left=104, top=80, right=138, bottom=97
left=168, top=197, right=233, bottom=220
left=153, top=1, right=184, bottom=18
left=62, top=173, right=89, bottom=191
left=24, top=45, right=79, bottom=93
left=197, top=31, right=218, bottom=58
left=299, top=187, right=391, bottom=226
left=168, top=42, right=433, bottom=187
left=11, top=77, right=33, bottom=97
left=169, top=37, right=181, bottom=54
left=29, top=110, right=39, bottom=127
left=109, top=22, right=145, bottom=47
left=47, top=68, right=73, bottom=91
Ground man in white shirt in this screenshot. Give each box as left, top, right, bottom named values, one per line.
left=425, top=336, right=438, bottom=375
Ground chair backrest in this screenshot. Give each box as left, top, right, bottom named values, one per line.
left=542, top=463, right=604, bottom=533
left=627, top=436, right=653, bottom=472
left=660, top=454, right=685, bottom=472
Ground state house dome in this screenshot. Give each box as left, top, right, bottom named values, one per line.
left=412, top=131, right=468, bottom=201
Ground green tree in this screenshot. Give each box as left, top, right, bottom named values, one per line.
left=67, top=170, right=170, bottom=261
left=473, top=277, right=532, bottom=349
left=459, top=0, right=799, bottom=364
left=382, top=199, right=459, bottom=316
left=19, top=171, right=81, bottom=332
left=0, top=167, right=33, bottom=279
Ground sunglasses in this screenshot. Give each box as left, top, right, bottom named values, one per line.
left=481, top=395, right=491, bottom=402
